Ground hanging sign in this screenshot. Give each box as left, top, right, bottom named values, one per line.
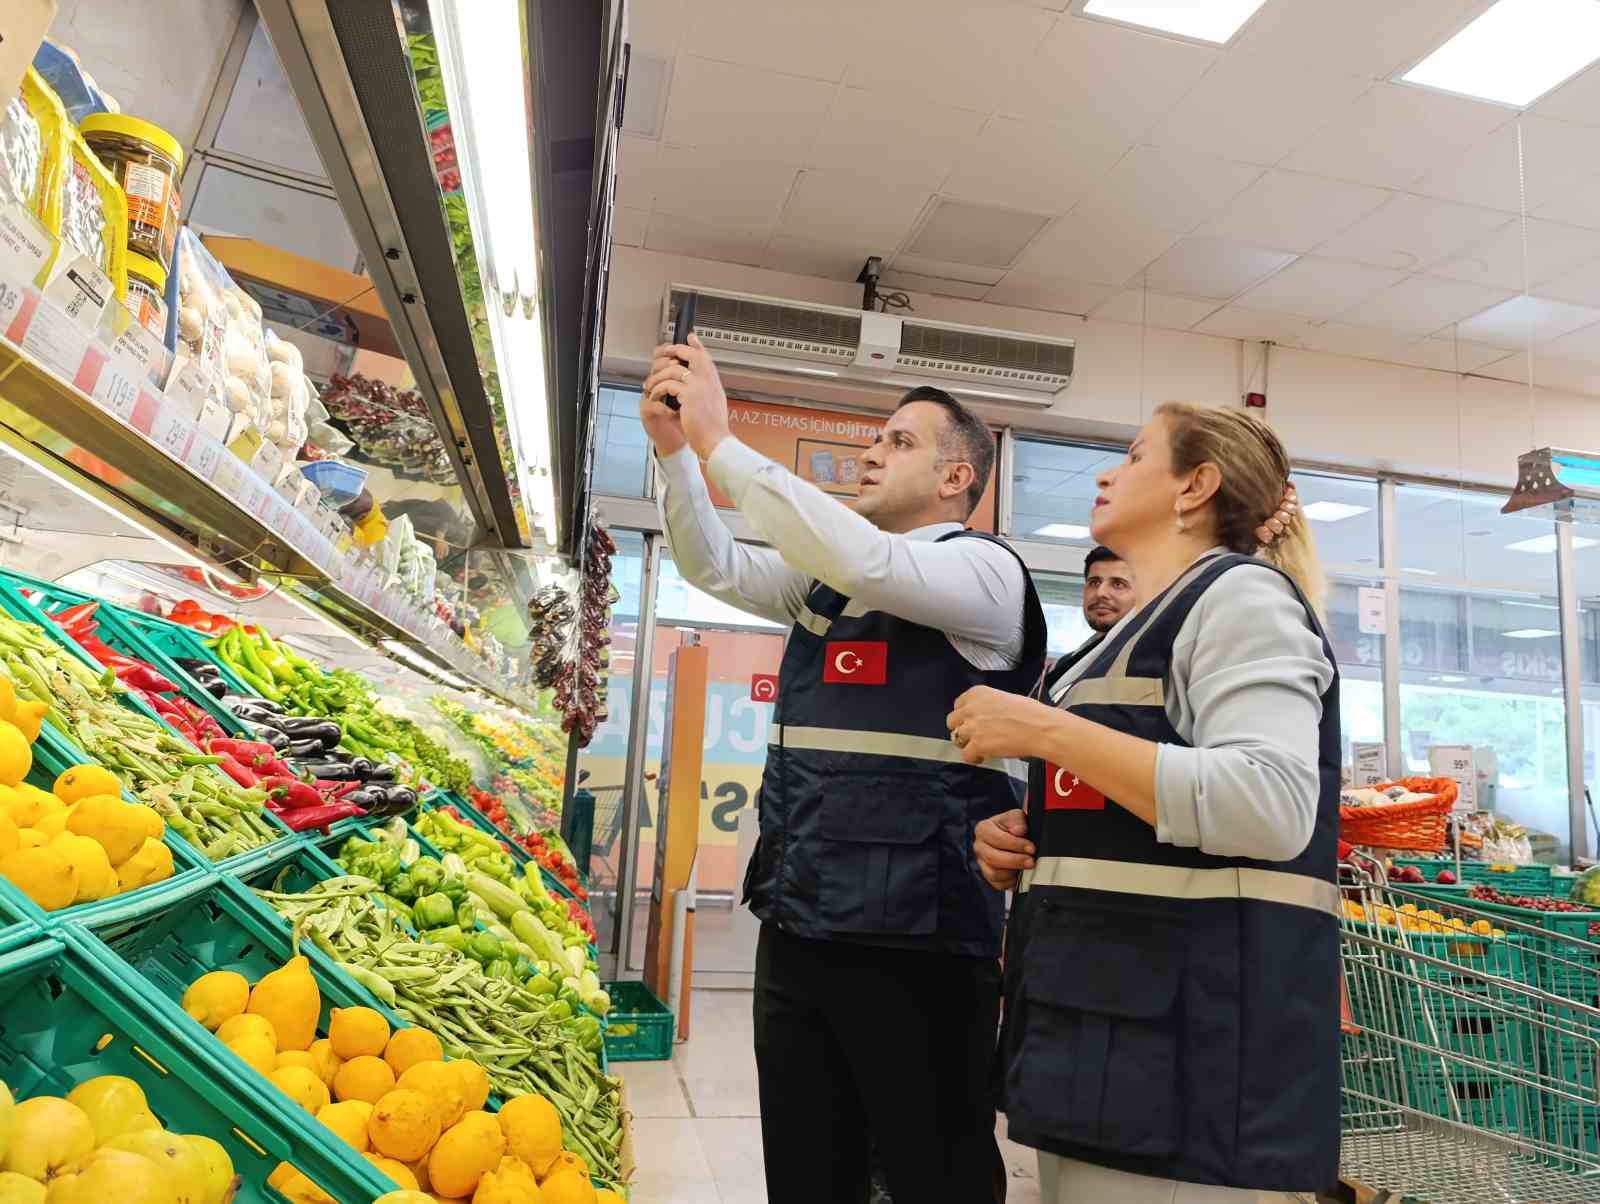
left=1428, top=744, right=1478, bottom=812
left=1358, top=587, right=1387, bottom=636
left=1351, top=742, right=1386, bottom=787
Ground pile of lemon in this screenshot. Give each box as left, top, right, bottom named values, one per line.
left=182, top=965, right=620, bottom=1204
left=1343, top=897, right=1507, bottom=937
left=0, top=747, right=173, bottom=911
left=0, top=1074, right=237, bottom=1204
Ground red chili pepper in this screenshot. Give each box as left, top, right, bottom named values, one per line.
left=264, top=778, right=328, bottom=809
left=215, top=755, right=259, bottom=789
left=208, top=737, right=277, bottom=767
left=54, top=601, right=100, bottom=634
left=280, top=802, right=365, bottom=832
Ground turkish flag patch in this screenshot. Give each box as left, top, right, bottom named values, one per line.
left=822, top=641, right=888, bottom=685
left=1044, top=763, right=1105, bottom=810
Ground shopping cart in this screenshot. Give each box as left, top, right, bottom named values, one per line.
left=1339, top=851, right=1600, bottom=1201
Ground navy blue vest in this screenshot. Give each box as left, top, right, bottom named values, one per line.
left=999, top=553, right=1341, bottom=1190
left=742, top=529, right=1047, bottom=958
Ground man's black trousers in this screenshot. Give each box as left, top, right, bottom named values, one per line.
left=753, top=922, right=1007, bottom=1203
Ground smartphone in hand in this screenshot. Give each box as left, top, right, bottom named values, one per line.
left=664, top=292, right=697, bottom=411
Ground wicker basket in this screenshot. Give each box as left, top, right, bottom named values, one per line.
left=1339, top=776, right=1459, bottom=852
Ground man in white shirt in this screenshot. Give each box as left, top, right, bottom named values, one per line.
left=642, top=335, right=1046, bottom=1203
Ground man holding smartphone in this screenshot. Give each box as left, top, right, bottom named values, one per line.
left=642, top=334, right=1046, bottom=1203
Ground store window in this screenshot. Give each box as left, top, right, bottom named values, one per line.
left=1294, top=472, right=1378, bottom=570
left=1011, top=438, right=1120, bottom=545
left=1394, top=484, right=1569, bottom=852
left=591, top=386, right=650, bottom=498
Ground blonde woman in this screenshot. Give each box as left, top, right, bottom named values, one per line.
left=948, top=403, right=1340, bottom=1203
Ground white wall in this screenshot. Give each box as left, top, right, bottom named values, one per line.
left=604, top=245, right=1600, bottom=486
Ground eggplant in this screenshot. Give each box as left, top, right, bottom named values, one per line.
left=283, top=737, right=327, bottom=759
left=289, top=759, right=364, bottom=781
left=201, top=677, right=228, bottom=699
left=249, top=725, right=292, bottom=751
left=365, top=764, right=397, bottom=783
left=276, top=718, right=342, bottom=749
left=223, top=695, right=284, bottom=715
left=348, top=758, right=374, bottom=776
left=231, top=704, right=286, bottom=728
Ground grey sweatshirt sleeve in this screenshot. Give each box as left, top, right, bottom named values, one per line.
left=1154, top=565, right=1334, bottom=863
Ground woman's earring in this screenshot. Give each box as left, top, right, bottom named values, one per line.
left=1174, top=502, right=1187, bottom=533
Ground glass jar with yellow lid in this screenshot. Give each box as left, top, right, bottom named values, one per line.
left=79, top=113, right=183, bottom=272
left=122, top=251, right=168, bottom=340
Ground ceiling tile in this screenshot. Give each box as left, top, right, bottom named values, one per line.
left=650, top=151, right=799, bottom=227
left=1455, top=295, right=1600, bottom=349
left=625, top=0, right=685, bottom=56
left=676, top=0, right=866, bottom=81
left=1544, top=320, right=1600, bottom=364
left=660, top=57, right=837, bottom=162
left=1199, top=171, right=1390, bottom=254
left=1476, top=348, right=1600, bottom=393
left=1298, top=322, right=1421, bottom=362
left=880, top=270, right=993, bottom=300
left=1074, top=146, right=1264, bottom=234
left=1313, top=194, right=1513, bottom=272
left=1232, top=0, right=1483, bottom=80
left=1541, top=258, right=1600, bottom=307
left=778, top=171, right=933, bottom=248
left=941, top=117, right=1129, bottom=215
left=1092, top=290, right=1222, bottom=329
left=1238, top=256, right=1406, bottom=319
left=1151, top=53, right=1370, bottom=167
left=983, top=274, right=1115, bottom=314
left=904, top=200, right=1052, bottom=269
left=1002, top=15, right=1218, bottom=142
left=809, top=88, right=987, bottom=190
left=762, top=237, right=876, bottom=281
left=1282, top=83, right=1510, bottom=190
left=890, top=253, right=1007, bottom=287
left=1191, top=306, right=1324, bottom=346
left=1141, top=238, right=1297, bottom=300
left=1346, top=275, right=1514, bottom=336
left=845, top=1, right=1059, bottom=114
left=613, top=207, right=649, bottom=248
left=615, top=135, right=660, bottom=211
left=1388, top=335, right=1520, bottom=373
left=1430, top=219, right=1600, bottom=291
left=1412, top=117, right=1600, bottom=214
left=643, top=212, right=772, bottom=266
left=1013, top=206, right=1181, bottom=287
left=1536, top=176, right=1600, bottom=231
left=1533, top=60, right=1600, bottom=125
left=621, top=53, right=673, bottom=138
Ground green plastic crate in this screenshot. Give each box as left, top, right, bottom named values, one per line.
left=0, top=930, right=393, bottom=1203
left=0, top=888, right=35, bottom=955
left=0, top=723, right=211, bottom=930
left=121, top=610, right=257, bottom=698
left=602, top=980, right=674, bottom=1062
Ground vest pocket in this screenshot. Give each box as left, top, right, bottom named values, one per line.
left=1011, top=905, right=1183, bottom=1157
left=815, top=774, right=942, bottom=935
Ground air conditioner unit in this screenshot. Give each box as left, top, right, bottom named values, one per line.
left=658, top=284, right=1074, bottom=408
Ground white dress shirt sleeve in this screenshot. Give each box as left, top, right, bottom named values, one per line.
left=705, top=437, right=1026, bottom=666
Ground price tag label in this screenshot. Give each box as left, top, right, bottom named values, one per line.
left=1428, top=744, right=1478, bottom=812
left=0, top=280, right=34, bottom=342
left=165, top=358, right=211, bottom=416
left=295, top=488, right=322, bottom=522
left=1351, top=742, right=1386, bottom=787
left=1358, top=587, right=1387, bottom=636
left=42, top=255, right=114, bottom=332
left=20, top=296, right=92, bottom=382
left=89, top=348, right=143, bottom=422
left=228, top=422, right=264, bottom=464
left=0, top=204, right=52, bottom=288
left=250, top=438, right=284, bottom=484
left=109, top=319, right=169, bottom=390
left=212, top=455, right=244, bottom=498
left=184, top=433, right=224, bottom=481
left=196, top=395, right=230, bottom=441
left=148, top=406, right=193, bottom=462
left=277, top=468, right=307, bottom=506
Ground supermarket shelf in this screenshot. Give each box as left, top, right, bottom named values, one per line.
left=0, top=331, right=536, bottom=710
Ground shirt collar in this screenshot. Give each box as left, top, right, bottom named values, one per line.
left=906, top=522, right=967, bottom=542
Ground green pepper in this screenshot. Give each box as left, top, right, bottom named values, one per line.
left=375, top=893, right=413, bottom=924
left=485, top=958, right=517, bottom=982
left=573, top=1014, right=603, bottom=1052
left=469, top=932, right=504, bottom=964
left=426, top=924, right=469, bottom=951
left=546, top=999, right=573, bottom=1022
left=455, top=900, right=477, bottom=930
left=408, top=859, right=445, bottom=894
left=413, top=892, right=456, bottom=930
left=525, top=973, right=557, bottom=997
left=439, top=876, right=468, bottom=905
left=388, top=872, right=416, bottom=900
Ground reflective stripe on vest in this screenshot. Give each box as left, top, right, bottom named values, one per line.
left=768, top=721, right=1027, bottom=784
left=1052, top=675, right=1166, bottom=708
left=1018, top=854, right=1340, bottom=918
left=795, top=605, right=832, bottom=637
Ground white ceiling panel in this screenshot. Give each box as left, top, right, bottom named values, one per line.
left=941, top=117, right=1129, bottom=216
left=845, top=1, right=1059, bottom=114
left=1092, top=289, right=1222, bottom=329
left=1412, top=117, right=1600, bottom=215
left=1544, top=320, right=1600, bottom=363
left=1200, top=171, right=1390, bottom=254
left=213, top=20, right=324, bottom=177
left=1347, top=275, right=1513, bottom=336
left=881, top=270, right=992, bottom=300
left=1152, top=53, right=1370, bottom=167
left=1542, top=258, right=1600, bottom=308
left=1313, top=194, right=1513, bottom=272
left=660, top=56, right=837, bottom=162
left=621, top=52, right=674, bottom=138
left=1455, top=295, right=1600, bottom=349
left=1533, top=60, right=1600, bottom=125
left=1388, top=335, right=1519, bottom=374
left=983, top=274, right=1115, bottom=314
left=676, top=0, right=866, bottom=81
left=1002, top=15, right=1218, bottom=142
left=1300, top=322, right=1423, bottom=362
left=189, top=167, right=357, bottom=269
left=808, top=88, right=987, bottom=191
left=1536, top=175, right=1600, bottom=231
left=1430, top=219, right=1600, bottom=291
left=1238, top=257, right=1406, bottom=320
left=1232, top=0, right=1483, bottom=81
left=613, top=206, right=649, bottom=248
left=1142, top=238, right=1296, bottom=300
left=1282, top=83, right=1510, bottom=190
left=626, top=0, right=685, bottom=57
left=761, top=237, right=876, bottom=282
left=1191, top=306, right=1324, bottom=345
left=905, top=200, right=1052, bottom=269
left=1073, top=146, right=1264, bottom=234
left=615, top=135, right=661, bottom=211
left=644, top=212, right=771, bottom=265
left=890, top=254, right=1007, bottom=287
left=1013, top=204, right=1180, bottom=286
left=649, top=152, right=798, bottom=227
left=778, top=172, right=933, bottom=248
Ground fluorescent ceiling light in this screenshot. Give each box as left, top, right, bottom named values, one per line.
left=1082, top=0, right=1267, bottom=43
left=1506, top=534, right=1599, bottom=553
left=1431, top=675, right=1469, bottom=683
left=1402, top=567, right=1439, bottom=575
left=1034, top=523, right=1092, bottom=539
left=1402, top=0, right=1600, bottom=107
left=1302, top=501, right=1370, bottom=522
left=1503, top=628, right=1559, bottom=639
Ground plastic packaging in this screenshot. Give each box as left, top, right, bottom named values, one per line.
left=262, top=330, right=311, bottom=452
left=80, top=112, right=182, bottom=270
left=0, top=68, right=58, bottom=222
left=122, top=250, right=166, bottom=338
left=30, top=40, right=116, bottom=124
left=48, top=124, right=127, bottom=300
left=168, top=229, right=269, bottom=416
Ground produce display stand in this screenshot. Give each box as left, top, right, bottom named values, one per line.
left=601, top=980, right=675, bottom=1063
left=0, top=930, right=394, bottom=1204
left=0, top=893, right=37, bottom=957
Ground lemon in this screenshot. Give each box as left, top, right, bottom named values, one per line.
left=269, top=1066, right=330, bottom=1114
left=64, top=1076, right=156, bottom=1144
left=0, top=847, right=78, bottom=910
left=396, top=1062, right=463, bottom=1129
left=0, top=811, right=17, bottom=860
left=365, top=1152, right=420, bottom=1191
left=53, top=765, right=120, bottom=805
left=183, top=971, right=250, bottom=1031
left=540, top=1168, right=598, bottom=1204
left=369, top=1090, right=440, bottom=1163
left=426, top=1113, right=505, bottom=1199
left=384, top=1028, right=443, bottom=1078
left=308, top=1039, right=343, bottom=1089
left=316, top=1101, right=372, bottom=1152
left=496, top=1094, right=562, bottom=1178
left=216, top=1013, right=276, bottom=1048
left=49, top=835, right=115, bottom=903
left=329, top=1006, right=390, bottom=1059
left=11, top=702, right=46, bottom=745
left=0, top=726, right=30, bottom=788
left=333, top=1056, right=396, bottom=1105
left=225, top=1032, right=276, bottom=1078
